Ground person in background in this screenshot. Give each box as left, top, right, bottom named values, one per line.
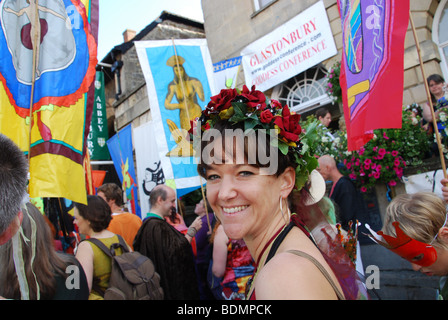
left=0, top=134, right=28, bottom=247
left=194, top=198, right=216, bottom=299
left=422, top=74, right=447, bottom=125
left=165, top=200, right=188, bottom=233
left=373, top=192, right=448, bottom=299
left=316, top=107, right=335, bottom=140
left=165, top=200, right=198, bottom=257
left=97, top=183, right=142, bottom=250
left=133, top=184, right=201, bottom=300
left=317, top=155, right=371, bottom=239
left=74, top=195, right=129, bottom=300
left=0, top=203, right=89, bottom=300
left=316, top=107, right=332, bottom=128
left=422, top=74, right=447, bottom=156
left=211, top=222, right=254, bottom=300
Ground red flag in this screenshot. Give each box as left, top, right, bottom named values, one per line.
left=337, top=0, right=409, bottom=151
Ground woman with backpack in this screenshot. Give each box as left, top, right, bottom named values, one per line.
left=74, top=195, right=131, bottom=300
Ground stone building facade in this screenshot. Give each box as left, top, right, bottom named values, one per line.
left=202, top=0, right=448, bottom=121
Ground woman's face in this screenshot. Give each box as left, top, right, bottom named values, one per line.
left=73, top=208, right=91, bottom=235
left=429, top=80, right=445, bottom=98
left=319, top=113, right=332, bottom=127
left=206, top=162, right=287, bottom=241
left=194, top=200, right=205, bottom=215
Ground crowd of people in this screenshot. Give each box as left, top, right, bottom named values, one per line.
left=1, top=76, right=448, bottom=300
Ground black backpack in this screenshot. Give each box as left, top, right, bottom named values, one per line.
left=86, top=235, right=164, bottom=300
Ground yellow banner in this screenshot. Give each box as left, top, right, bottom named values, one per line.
left=0, top=0, right=98, bottom=204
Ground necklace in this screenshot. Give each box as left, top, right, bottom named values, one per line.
left=245, top=223, right=288, bottom=299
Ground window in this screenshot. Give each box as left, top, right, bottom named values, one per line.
left=433, top=0, right=448, bottom=80
left=271, top=65, right=333, bottom=115
left=253, top=0, right=276, bottom=12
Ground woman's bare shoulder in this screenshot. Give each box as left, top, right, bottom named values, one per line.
left=255, top=250, right=339, bottom=299
left=254, top=228, right=340, bottom=299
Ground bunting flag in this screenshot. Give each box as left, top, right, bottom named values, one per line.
left=0, top=0, right=98, bottom=204
left=135, top=39, right=216, bottom=197
left=91, top=170, right=106, bottom=190
left=213, top=56, right=241, bottom=90
left=337, top=0, right=409, bottom=151
left=107, top=124, right=141, bottom=218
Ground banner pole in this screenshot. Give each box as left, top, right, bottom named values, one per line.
left=409, top=12, right=447, bottom=180
left=27, top=0, right=41, bottom=164
left=199, top=180, right=212, bottom=233
left=171, top=38, right=191, bottom=123
left=84, top=151, right=94, bottom=195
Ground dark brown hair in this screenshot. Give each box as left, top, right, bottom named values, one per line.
left=74, top=195, right=112, bottom=232
left=97, top=183, right=124, bottom=207
left=315, top=107, right=330, bottom=120
left=427, top=74, right=445, bottom=103
left=197, top=120, right=297, bottom=179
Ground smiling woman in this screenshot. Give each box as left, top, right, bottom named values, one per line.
left=196, top=85, right=367, bottom=300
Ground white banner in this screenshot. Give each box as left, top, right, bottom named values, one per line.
left=135, top=39, right=214, bottom=197
left=241, top=0, right=337, bottom=92
left=403, top=170, right=444, bottom=199
left=133, top=122, right=165, bottom=218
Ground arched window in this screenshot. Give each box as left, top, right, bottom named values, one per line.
left=433, top=0, right=448, bottom=80
left=271, top=64, right=334, bottom=115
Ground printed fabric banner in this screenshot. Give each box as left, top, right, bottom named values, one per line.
left=213, top=56, right=242, bottom=90
left=133, top=122, right=165, bottom=218
left=0, top=0, right=99, bottom=204
left=87, top=71, right=110, bottom=160
left=337, top=0, right=409, bottom=151
left=135, top=39, right=214, bottom=197
left=241, top=0, right=337, bottom=92
left=107, top=124, right=141, bottom=218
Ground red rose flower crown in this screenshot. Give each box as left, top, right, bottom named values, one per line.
left=195, top=85, right=318, bottom=191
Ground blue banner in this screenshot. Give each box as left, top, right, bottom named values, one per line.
left=107, top=124, right=141, bottom=218
left=135, top=39, right=216, bottom=198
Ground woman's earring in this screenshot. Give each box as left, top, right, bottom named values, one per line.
left=279, top=196, right=291, bottom=224
left=213, top=212, right=221, bottom=224
left=279, top=196, right=284, bottom=215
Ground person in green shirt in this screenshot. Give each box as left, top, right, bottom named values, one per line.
left=133, top=185, right=202, bottom=299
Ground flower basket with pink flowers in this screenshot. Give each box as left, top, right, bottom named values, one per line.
left=327, top=108, right=431, bottom=193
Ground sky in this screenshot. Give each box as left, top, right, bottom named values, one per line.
left=97, top=0, right=204, bottom=60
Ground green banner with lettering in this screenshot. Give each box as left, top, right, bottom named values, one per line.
left=87, top=71, right=110, bottom=160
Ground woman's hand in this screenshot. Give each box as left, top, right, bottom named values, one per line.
left=441, top=178, right=448, bottom=203
left=190, top=216, right=203, bottom=231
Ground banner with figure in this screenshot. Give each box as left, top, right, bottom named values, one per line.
left=134, top=121, right=165, bottom=218
left=337, top=0, right=409, bottom=151
left=0, top=0, right=98, bottom=204
left=135, top=39, right=214, bottom=197
left=107, top=124, right=141, bottom=218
